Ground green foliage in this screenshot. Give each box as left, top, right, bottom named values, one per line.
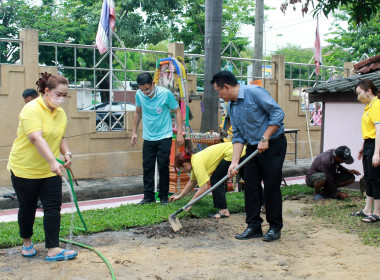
left=171, top=0, right=256, bottom=53
left=273, top=44, right=316, bottom=88
left=282, top=0, right=380, bottom=26
left=323, top=11, right=380, bottom=66
left=274, top=43, right=314, bottom=63
left=281, top=184, right=314, bottom=197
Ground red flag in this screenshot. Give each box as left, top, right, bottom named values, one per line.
left=314, top=17, right=322, bottom=75
left=96, top=0, right=116, bottom=55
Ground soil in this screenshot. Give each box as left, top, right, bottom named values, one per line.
left=1, top=200, right=379, bottom=280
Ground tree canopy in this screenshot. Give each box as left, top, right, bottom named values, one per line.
left=323, top=11, right=380, bottom=66
left=280, top=0, right=380, bottom=26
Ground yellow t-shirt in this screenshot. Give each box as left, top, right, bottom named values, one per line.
left=361, top=97, right=380, bottom=139
left=7, top=96, right=67, bottom=178
left=190, top=142, right=246, bottom=188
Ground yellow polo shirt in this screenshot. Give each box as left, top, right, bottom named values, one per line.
left=7, top=96, right=67, bottom=178
left=190, top=142, right=246, bottom=188
left=361, top=97, right=380, bottom=139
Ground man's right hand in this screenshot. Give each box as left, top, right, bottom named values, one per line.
left=131, top=133, right=138, bottom=147
left=228, top=163, right=238, bottom=178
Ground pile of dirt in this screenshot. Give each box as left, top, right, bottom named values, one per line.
left=133, top=219, right=219, bottom=239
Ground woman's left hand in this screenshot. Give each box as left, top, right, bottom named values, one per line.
left=372, top=153, right=380, bottom=167
left=63, top=153, right=72, bottom=169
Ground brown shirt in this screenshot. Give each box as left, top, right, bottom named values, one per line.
left=306, top=149, right=348, bottom=198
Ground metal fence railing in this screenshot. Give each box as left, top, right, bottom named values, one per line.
left=1, top=36, right=347, bottom=130
left=38, top=41, right=170, bottom=131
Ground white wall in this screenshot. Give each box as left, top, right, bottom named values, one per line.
left=324, top=102, right=364, bottom=179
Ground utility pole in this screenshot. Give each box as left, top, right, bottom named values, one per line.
left=201, top=0, right=223, bottom=132
left=253, top=0, right=264, bottom=79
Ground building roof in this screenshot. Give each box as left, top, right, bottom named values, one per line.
left=304, top=71, right=380, bottom=103
left=354, top=54, right=380, bottom=74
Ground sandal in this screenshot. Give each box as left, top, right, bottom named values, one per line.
left=22, top=243, right=36, bottom=257
left=350, top=210, right=367, bottom=217
left=208, top=212, right=229, bottom=219
left=46, top=250, right=78, bottom=261
left=361, top=214, right=380, bottom=223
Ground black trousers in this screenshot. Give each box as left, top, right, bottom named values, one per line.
left=362, top=139, right=380, bottom=199
left=211, top=157, right=246, bottom=209
left=11, top=172, right=62, bottom=248
left=244, top=135, right=287, bottom=231
left=142, top=137, right=172, bottom=200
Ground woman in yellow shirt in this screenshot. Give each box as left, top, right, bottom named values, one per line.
left=7, top=73, right=77, bottom=260
left=352, top=79, right=380, bottom=223
left=169, top=142, right=246, bottom=218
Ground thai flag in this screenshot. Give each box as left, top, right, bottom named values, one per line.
left=314, top=17, right=322, bottom=75
left=96, top=0, right=116, bottom=55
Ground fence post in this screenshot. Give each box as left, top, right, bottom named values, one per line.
left=271, top=55, right=286, bottom=107
left=19, top=29, right=40, bottom=89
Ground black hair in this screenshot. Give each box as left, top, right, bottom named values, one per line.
left=136, top=72, right=153, bottom=86
left=210, top=71, right=238, bottom=88
left=355, top=79, right=379, bottom=97
left=22, top=88, right=38, bottom=99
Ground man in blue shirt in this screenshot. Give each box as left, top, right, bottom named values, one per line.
left=211, top=71, right=287, bottom=242
left=132, top=73, right=184, bottom=205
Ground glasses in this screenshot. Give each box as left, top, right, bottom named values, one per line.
left=216, top=85, right=225, bottom=95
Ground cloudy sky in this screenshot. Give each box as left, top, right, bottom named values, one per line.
left=239, top=0, right=346, bottom=55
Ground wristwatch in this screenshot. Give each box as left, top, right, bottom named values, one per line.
left=260, top=136, right=268, bottom=142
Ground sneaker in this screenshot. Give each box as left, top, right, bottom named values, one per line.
left=160, top=197, right=169, bottom=205
left=137, top=198, right=156, bottom=205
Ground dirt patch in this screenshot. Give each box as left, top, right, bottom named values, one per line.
left=1, top=200, right=380, bottom=280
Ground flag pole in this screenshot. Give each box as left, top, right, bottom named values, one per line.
left=109, top=25, right=113, bottom=112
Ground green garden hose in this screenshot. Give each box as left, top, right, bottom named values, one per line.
left=59, top=238, right=116, bottom=280
left=56, top=158, right=87, bottom=231
left=56, top=158, right=116, bottom=280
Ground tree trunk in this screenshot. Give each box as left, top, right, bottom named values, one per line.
left=201, top=0, right=223, bottom=132
left=253, top=0, right=264, bottom=79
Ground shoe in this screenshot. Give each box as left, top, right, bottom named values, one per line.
left=263, top=228, right=281, bottom=242
left=235, top=227, right=263, bottom=240
left=160, top=197, right=169, bottom=205
left=138, top=198, right=156, bottom=205
left=22, top=243, right=36, bottom=257
left=46, top=250, right=77, bottom=261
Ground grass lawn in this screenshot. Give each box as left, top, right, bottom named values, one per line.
left=0, top=185, right=378, bottom=248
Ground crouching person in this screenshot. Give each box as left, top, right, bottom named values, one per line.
left=306, top=146, right=361, bottom=201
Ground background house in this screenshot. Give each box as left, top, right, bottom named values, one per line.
left=305, top=55, right=380, bottom=179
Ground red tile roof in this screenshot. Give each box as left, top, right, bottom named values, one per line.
left=354, top=54, right=380, bottom=74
